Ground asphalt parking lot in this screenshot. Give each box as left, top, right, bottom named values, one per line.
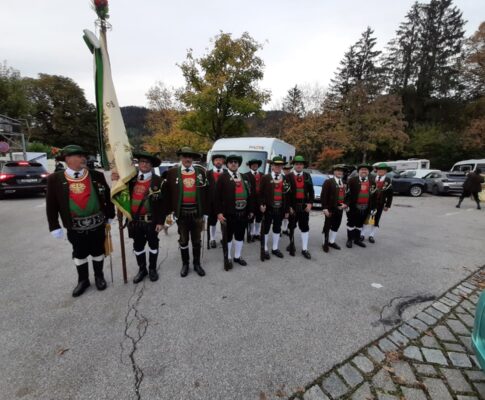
left=1, top=193, right=484, bottom=400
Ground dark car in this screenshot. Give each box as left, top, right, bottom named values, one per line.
left=310, top=173, right=330, bottom=208
left=0, top=161, right=49, bottom=198
left=387, top=170, right=425, bottom=197
left=423, top=171, right=465, bottom=195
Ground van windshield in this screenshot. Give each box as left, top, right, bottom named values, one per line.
left=208, top=151, right=267, bottom=174
left=451, top=164, right=474, bottom=172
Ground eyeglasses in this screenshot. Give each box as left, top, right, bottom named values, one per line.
left=227, top=160, right=239, bottom=164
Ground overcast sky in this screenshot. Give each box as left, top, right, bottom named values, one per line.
left=1, top=0, right=483, bottom=109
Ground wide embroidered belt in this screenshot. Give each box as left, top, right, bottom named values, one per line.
left=133, top=214, right=152, bottom=222
left=180, top=207, right=198, bottom=217
left=356, top=204, right=369, bottom=211
left=71, top=212, right=105, bottom=231
left=273, top=201, right=282, bottom=209
left=235, top=200, right=247, bottom=210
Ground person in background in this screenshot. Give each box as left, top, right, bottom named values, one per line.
left=456, top=168, right=484, bottom=210
left=322, top=164, right=347, bottom=252
left=207, top=154, right=227, bottom=248
left=281, top=163, right=292, bottom=236
left=244, top=159, right=264, bottom=242
left=361, top=163, right=393, bottom=243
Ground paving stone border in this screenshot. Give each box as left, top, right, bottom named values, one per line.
left=290, top=267, right=485, bottom=400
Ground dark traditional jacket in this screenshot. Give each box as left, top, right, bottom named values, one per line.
left=46, top=169, right=115, bottom=231
left=128, top=173, right=165, bottom=225
left=463, top=172, right=484, bottom=193
left=371, top=176, right=393, bottom=209
left=322, top=177, right=346, bottom=211
left=258, top=173, right=291, bottom=213
left=244, top=170, right=263, bottom=202
left=206, top=168, right=228, bottom=215
left=163, top=164, right=209, bottom=218
left=345, top=175, right=375, bottom=209
left=215, top=171, right=254, bottom=216
left=287, top=171, right=314, bottom=208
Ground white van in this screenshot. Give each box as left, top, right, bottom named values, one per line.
left=207, top=137, right=296, bottom=174
left=373, top=159, right=430, bottom=171
left=450, top=159, right=485, bottom=173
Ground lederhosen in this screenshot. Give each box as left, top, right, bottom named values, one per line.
left=288, top=171, right=313, bottom=233
left=347, top=178, right=371, bottom=229
left=65, top=170, right=106, bottom=263
left=323, top=178, right=346, bottom=234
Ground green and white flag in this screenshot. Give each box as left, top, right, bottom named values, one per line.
left=83, top=28, right=136, bottom=220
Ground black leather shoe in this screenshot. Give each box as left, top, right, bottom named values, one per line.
left=254, top=235, right=261, bottom=240
left=354, top=240, right=366, bottom=248
left=194, top=263, right=206, bottom=277
left=264, top=251, right=270, bottom=260
left=133, top=267, right=148, bottom=284
left=72, top=280, right=90, bottom=297
left=346, top=240, right=353, bottom=248
left=323, top=243, right=329, bottom=253
left=149, top=268, right=159, bottom=281
left=234, top=257, right=247, bottom=266
left=272, top=249, right=284, bottom=258
left=369, top=237, right=375, bottom=244
left=360, top=235, right=365, bottom=242
left=180, top=263, right=189, bottom=277
left=224, top=259, right=233, bottom=271
left=329, top=242, right=341, bottom=250
left=456, top=204, right=460, bottom=208
left=210, top=240, right=217, bottom=248
left=301, top=250, right=311, bottom=259
left=94, top=275, right=107, bottom=290
left=286, top=244, right=296, bottom=256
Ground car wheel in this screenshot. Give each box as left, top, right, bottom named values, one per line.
left=409, top=185, right=423, bottom=197
left=432, top=185, right=440, bottom=195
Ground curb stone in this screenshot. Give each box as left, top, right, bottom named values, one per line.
left=289, top=266, right=485, bottom=400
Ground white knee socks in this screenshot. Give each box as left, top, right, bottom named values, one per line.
left=301, top=231, right=309, bottom=251
left=234, top=240, right=243, bottom=259
left=210, top=225, right=217, bottom=241
left=329, top=230, right=338, bottom=244
left=272, top=232, right=280, bottom=250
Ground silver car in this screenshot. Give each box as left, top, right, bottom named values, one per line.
left=423, top=171, right=465, bottom=195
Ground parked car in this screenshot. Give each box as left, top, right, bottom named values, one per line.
left=310, top=173, right=330, bottom=208
left=400, top=169, right=441, bottom=179
left=0, top=161, right=49, bottom=198
left=154, top=162, right=177, bottom=177
left=387, top=170, right=425, bottom=197
left=423, top=171, right=465, bottom=195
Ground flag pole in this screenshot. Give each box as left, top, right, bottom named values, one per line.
left=100, top=19, right=128, bottom=285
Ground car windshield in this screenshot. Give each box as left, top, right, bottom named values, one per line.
left=2, top=163, right=46, bottom=174
left=207, top=151, right=267, bottom=174
left=311, top=175, right=325, bottom=186
left=401, top=170, right=416, bottom=178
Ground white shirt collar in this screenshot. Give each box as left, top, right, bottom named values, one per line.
left=293, top=169, right=303, bottom=176
left=271, top=171, right=281, bottom=179
left=65, top=167, right=86, bottom=179
left=180, top=164, right=195, bottom=173
left=138, top=171, right=152, bottom=181
left=229, top=170, right=239, bottom=178
left=252, top=170, right=258, bottom=175
left=334, top=176, right=342, bottom=185
left=377, top=175, right=384, bottom=181
left=213, top=166, right=223, bottom=173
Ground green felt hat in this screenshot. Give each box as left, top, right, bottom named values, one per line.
left=59, top=145, right=89, bottom=161
left=291, top=155, right=308, bottom=167
left=133, top=151, right=161, bottom=168
left=176, top=146, right=201, bottom=159
left=226, top=154, right=242, bottom=165
left=374, top=162, right=392, bottom=172
left=270, top=156, right=285, bottom=165
left=246, top=159, right=262, bottom=167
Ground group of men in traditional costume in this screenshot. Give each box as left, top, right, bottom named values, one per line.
left=46, top=145, right=394, bottom=297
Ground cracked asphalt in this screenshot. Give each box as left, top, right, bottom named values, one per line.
left=1, top=193, right=484, bottom=400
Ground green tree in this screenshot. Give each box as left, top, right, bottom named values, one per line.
left=0, top=62, right=32, bottom=119
left=25, top=74, right=97, bottom=153
left=178, top=32, right=271, bottom=141
left=282, top=85, right=305, bottom=118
